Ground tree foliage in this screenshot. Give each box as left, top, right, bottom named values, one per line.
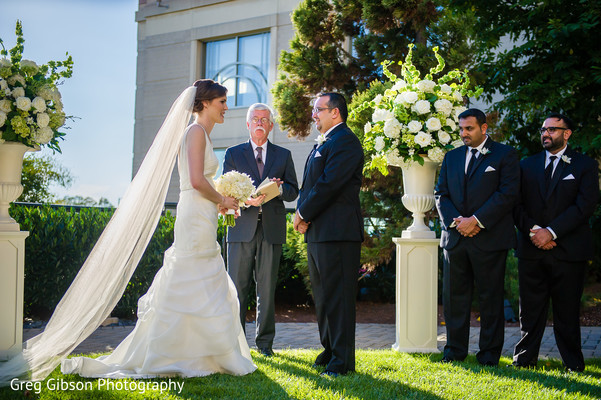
left=19, top=154, right=73, bottom=203
left=273, top=0, right=478, bottom=138
left=449, top=0, right=601, bottom=157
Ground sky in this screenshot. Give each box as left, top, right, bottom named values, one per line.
left=1, top=0, right=138, bottom=205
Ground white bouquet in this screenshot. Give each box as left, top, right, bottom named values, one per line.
left=352, top=44, right=482, bottom=175
left=215, top=171, right=255, bottom=227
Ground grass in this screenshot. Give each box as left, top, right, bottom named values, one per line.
left=2, top=349, right=601, bottom=399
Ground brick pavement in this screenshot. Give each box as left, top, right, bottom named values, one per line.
left=22, top=323, right=601, bottom=359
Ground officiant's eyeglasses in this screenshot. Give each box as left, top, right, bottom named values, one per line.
left=539, top=127, right=568, bottom=134
left=251, top=117, right=271, bottom=125
left=312, top=107, right=333, bottom=114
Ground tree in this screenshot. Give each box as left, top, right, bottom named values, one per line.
left=272, top=0, right=478, bottom=271
left=56, top=195, right=114, bottom=207
left=272, top=0, right=478, bottom=138
left=449, top=0, right=601, bottom=157
left=19, top=154, right=73, bottom=203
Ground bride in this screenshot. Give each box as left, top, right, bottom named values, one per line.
left=0, top=80, right=256, bottom=384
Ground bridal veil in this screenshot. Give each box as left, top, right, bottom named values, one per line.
left=0, top=86, right=197, bottom=384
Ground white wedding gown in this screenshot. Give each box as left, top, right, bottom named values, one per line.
left=61, top=128, right=257, bottom=378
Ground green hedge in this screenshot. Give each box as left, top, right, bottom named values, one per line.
left=9, top=204, right=309, bottom=319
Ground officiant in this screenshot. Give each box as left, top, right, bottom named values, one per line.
left=222, top=103, right=299, bottom=357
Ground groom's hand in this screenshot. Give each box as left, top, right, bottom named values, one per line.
left=294, top=211, right=310, bottom=234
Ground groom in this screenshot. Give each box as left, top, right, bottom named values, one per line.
left=294, top=92, right=364, bottom=376
left=223, top=103, right=299, bottom=357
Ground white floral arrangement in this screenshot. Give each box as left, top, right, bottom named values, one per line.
left=0, top=21, right=73, bottom=151
left=352, top=45, right=482, bottom=175
left=215, top=170, right=255, bottom=227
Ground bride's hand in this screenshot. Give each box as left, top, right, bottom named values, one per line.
left=221, top=196, right=239, bottom=211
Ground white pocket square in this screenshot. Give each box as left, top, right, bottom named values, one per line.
left=563, top=174, right=575, bottom=180
left=314, top=151, right=322, bottom=158
left=485, top=166, right=496, bottom=172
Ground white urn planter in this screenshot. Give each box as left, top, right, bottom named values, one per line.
left=0, top=142, right=38, bottom=232
left=399, top=156, right=439, bottom=239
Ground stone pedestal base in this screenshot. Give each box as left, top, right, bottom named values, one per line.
left=0, top=231, right=28, bottom=360
left=392, top=237, right=439, bottom=353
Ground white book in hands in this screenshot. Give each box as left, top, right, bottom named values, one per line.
left=252, top=178, right=280, bottom=205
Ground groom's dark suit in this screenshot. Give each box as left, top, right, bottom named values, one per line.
left=513, top=147, right=599, bottom=371
left=223, top=140, right=298, bottom=349
left=297, top=123, right=364, bottom=374
left=435, top=138, right=520, bottom=364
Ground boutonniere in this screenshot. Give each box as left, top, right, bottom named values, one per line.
left=316, top=133, right=327, bottom=146
left=480, top=147, right=490, bottom=155
left=561, top=155, right=571, bottom=164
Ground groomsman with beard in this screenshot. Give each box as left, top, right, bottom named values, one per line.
left=512, top=113, right=599, bottom=372
left=294, top=92, right=364, bottom=377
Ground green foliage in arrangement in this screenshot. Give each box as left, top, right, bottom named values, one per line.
left=1, top=350, right=601, bottom=399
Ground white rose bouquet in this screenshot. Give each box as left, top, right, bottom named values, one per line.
left=352, top=45, right=482, bottom=175
left=215, top=171, right=255, bottom=227
left=0, top=21, right=73, bottom=151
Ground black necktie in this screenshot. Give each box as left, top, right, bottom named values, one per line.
left=466, top=148, right=478, bottom=176
left=545, top=155, right=557, bottom=192
left=256, top=146, right=264, bottom=177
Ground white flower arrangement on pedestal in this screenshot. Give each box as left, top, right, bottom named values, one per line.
left=0, top=21, right=73, bottom=151
left=352, top=45, right=482, bottom=174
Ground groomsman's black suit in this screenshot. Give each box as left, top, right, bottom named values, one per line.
left=223, top=139, right=298, bottom=350
left=297, top=122, right=364, bottom=374
left=513, top=147, right=599, bottom=371
left=435, top=137, right=520, bottom=365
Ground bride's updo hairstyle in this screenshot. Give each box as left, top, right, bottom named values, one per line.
left=192, top=79, right=228, bottom=113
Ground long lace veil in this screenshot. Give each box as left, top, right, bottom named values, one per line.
left=0, top=86, right=197, bottom=384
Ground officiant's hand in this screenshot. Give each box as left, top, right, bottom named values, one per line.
left=245, top=194, right=266, bottom=207
left=270, top=178, right=284, bottom=187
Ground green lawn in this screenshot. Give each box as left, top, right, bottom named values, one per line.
left=2, top=349, right=600, bottom=399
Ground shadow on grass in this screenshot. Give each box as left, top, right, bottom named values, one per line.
left=431, top=354, right=601, bottom=398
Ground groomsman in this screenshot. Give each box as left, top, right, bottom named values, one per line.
left=223, top=103, right=299, bottom=357
left=512, top=113, right=599, bottom=372
left=294, top=93, right=364, bottom=377
left=435, top=108, right=520, bottom=366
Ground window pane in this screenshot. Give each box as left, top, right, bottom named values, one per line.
left=213, top=148, right=226, bottom=178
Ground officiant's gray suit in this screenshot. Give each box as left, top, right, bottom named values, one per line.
left=223, top=139, right=298, bottom=350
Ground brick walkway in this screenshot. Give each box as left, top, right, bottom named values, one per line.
left=22, top=323, right=601, bottom=360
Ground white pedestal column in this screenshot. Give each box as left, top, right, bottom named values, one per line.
left=392, top=237, right=439, bottom=353
left=0, top=231, right=28, bottom=360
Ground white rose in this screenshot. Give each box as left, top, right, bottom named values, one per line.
left=0, top=59, right=11, bottom=68
left=374, top=94, right=383, bottom=105
left=440, top=84, right=452, bottom=94
left=400, top=91, right=418, bottom=104
left=425, top=117, right=442, bottom=131
left=437, top=130, right=451, bottom=145
left=16, top=96, right=32, bottom=111
left=445, top=118, right=457, bottom=131
left=413, top=100, right=431, bottom=115
left=372, top=108, right=395, bottom=122
left=31, top=97, right=47, bottom=113
left=454, top=106, right=467, bottom=119
left=0, top=110, right=6, bottom=128
left=37, top=112, right=50, bottom=128
left=34, top=126, right=54, bottom=144
left=407, top=120, right=422, bottom=133
left=434, top=99, right=453, bottom=116
left=391, top=80, right=407, bottom=91
left=451, top=139, right=464, bottom=148
left=453, top=91, right=463, bottom=102
left=364, top=121, right=372, bottom=134
left=11, top=87, right=25, bottom=98
left=0, top=79, right=7, bottom=90
left=383, top=118, right=402, bottom=139
left=7, top=74, right=25, bottom=86
left=385, top=148, right=404, bottom=167
left=0, top=99, right=11, bottom=113
left=415, top=131, right=433, bottom=147
left=374, top=136, right=386, bottom=152
left=427, top=147, right=445, bottom=163
left=416, top=79, right=436, bottom=93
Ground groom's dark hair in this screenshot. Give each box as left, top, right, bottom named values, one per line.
left=458, top=108, right=487, bottom=127
left=192, top=79, right=228, bottom=113
left=319, top=92, right=348, bottom=122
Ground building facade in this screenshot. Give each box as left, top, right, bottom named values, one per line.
left=134, top=0, right=313, bottom=204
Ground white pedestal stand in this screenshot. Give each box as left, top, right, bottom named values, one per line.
left=0, top=231, right=28, bottom=360
left=392, top=237, right=439, bottom=353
